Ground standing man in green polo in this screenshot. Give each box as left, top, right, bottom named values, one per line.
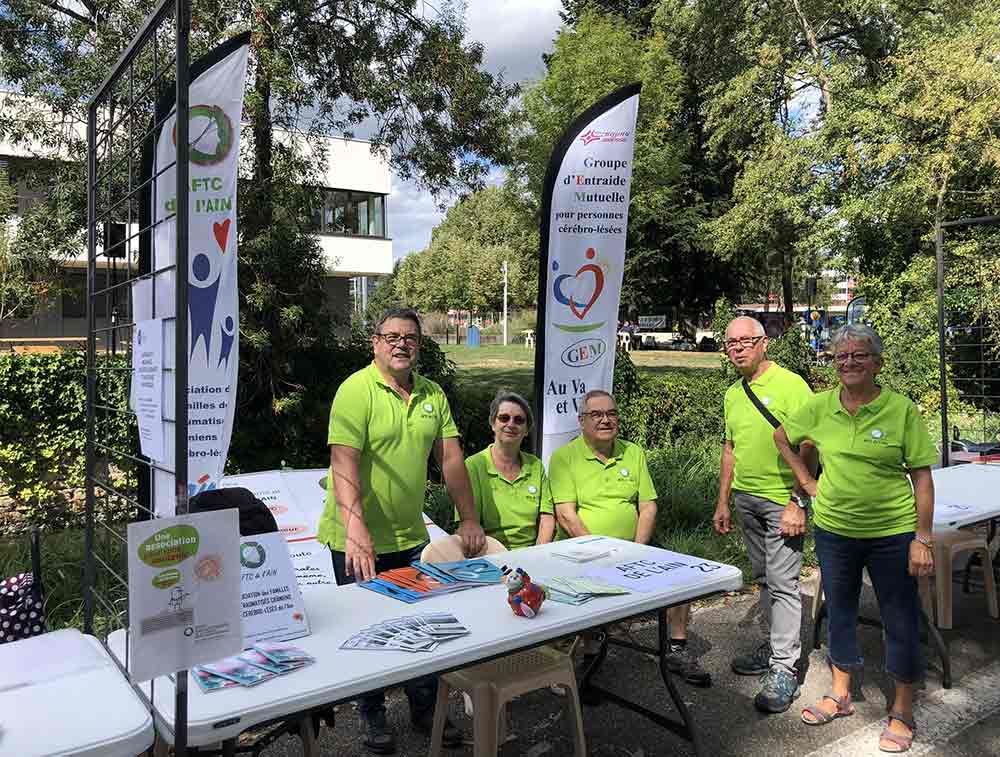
left=318, top=306, right=485, bottom=754
left=714, top=315, right=814, bottom=714
left=550, top=389, right=711, bottom=687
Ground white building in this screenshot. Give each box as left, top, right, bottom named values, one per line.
left=0, top=93, right=392, bottom=345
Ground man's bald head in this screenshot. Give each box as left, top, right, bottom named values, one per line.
left=725, top=316, right=765, bottom=339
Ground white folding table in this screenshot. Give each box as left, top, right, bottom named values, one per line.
left=108, top=537, right=742, bottom=755
left=0, top=629, right=154, bottom=757
left=932, top=463, right=1000, bottom=531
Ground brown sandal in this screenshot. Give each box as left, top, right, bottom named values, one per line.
left=801, top=693, right=855, bottom=725
left=879, top=711, right=916, bottom=753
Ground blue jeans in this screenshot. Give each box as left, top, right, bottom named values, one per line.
left=332, top=542, right=438, bottom=721
left=814, top=527, right=923, bottom=683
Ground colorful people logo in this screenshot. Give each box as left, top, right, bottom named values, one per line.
left=172, top=104, right=235, bottom=166
left=552, top=247, right=606, bottom=333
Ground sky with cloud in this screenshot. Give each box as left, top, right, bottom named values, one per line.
left=389, top=0, right=564, bottom=261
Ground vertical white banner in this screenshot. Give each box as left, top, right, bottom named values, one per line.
left=537, top=86, right=640, bottom=465
left=146, top=39, right=250, bottom=514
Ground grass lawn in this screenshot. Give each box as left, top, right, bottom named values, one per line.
left=440, top=343, right=722, bottom=398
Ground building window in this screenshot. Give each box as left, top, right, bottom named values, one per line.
left=310, top=189, right=387, bottom=238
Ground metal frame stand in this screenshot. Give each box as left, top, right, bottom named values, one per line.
left=86, top=0, right=191, bottom=753
left=581, top=609, right=705, bottom=756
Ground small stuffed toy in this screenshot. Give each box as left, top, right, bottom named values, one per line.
left=502, top=566, right=547, bottom=618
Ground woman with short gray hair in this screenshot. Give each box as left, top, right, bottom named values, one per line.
left=774, top=324, right=936, bottom=752
left=461, top=390, right=555, bottom=548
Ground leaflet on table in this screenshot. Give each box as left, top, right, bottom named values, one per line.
left=359, top=559, right=503, bottom=603
left=538, top=575, right=631, bottom=605
left=341, top=613, right=469, bottom=653
left=551, top=536, right=617, bottom=563
left=190, top=642, right=315, bottom=693
left=240, top=531, right=310, bottom=646
left=583, top=551, right=729, bottom=594
left=127, top=510, right=242, bottom=681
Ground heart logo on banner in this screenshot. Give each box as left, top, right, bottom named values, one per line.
left=213, top=218, right=231, bottom=253
left=569, top=263, right=604, bottom=320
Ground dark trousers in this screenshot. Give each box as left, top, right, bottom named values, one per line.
left=331, top=543, right=438, bottom=720
left=814, top=527, right=923, bottom=683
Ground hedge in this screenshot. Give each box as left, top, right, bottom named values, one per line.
left=0, top=335, right=464, bottom=535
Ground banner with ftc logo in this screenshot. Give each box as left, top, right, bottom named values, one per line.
left=534, top=83, right=640, bottom=465
left=141, top=35, right=249, bottom=515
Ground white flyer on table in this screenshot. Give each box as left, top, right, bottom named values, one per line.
left=127, top=509, right=242, bottom=681
left=584, top=550, right=729, bottom=593
left=131, top=318, right=165, bottom=462
left=240, top=531, right=310, bottom=645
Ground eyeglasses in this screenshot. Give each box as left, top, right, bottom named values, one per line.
left=496, top=413, right=527, bottom=426
left=833, top=351, right=872, bottom=364
left=376, top=332, right=421, bottom=347
left=580, top=409, right=619, bottom=421
left=723, top=336, right=765, bottom=352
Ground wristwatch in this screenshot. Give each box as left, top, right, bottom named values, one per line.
left=914, top=535, right=934, bottom=548
left=790, top=493, right=810, bottom=509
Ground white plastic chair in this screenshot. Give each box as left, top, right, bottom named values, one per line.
left=424, top=536, right=587, bottom=757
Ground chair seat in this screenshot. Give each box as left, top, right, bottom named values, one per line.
left=444, top=645, right=573, bottom=690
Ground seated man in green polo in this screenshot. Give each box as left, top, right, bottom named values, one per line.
left=318, top=306, right=485, bottom=755
left=549, top=389, right=711, bottom=687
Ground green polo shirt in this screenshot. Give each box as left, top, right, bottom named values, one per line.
left=549, top=435, right=657, bottom=542
left=460, top=446, right=555, bottom=550
left=724, top=363, right=814, bottom=505
left=782, top=387, right=938, bottom=539
left=317, top=362, right=460, bottom=554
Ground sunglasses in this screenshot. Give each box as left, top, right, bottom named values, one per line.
left=496, top=413, right=527, bottom=426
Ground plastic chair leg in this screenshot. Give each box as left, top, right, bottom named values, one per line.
left=934, top=542, right=954, bottom=630
left=429, top=679, right=451, bottom=757
left=557, top=668, right=587, bottom=757
left=982, top=544, right=999, bottom=619
left=472, top=683, right=499, bottom=757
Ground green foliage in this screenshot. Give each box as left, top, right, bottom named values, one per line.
left=618, top=369, right=728, bottom=450
left=0, top=352, right=135, bottom=535
left=392, top=186, right=538, bottom=313
left=861, top=255, right=944, bottom=415
left=511, top=8, right=740, bottom=318
left=0, top=528, right=126, bottom=634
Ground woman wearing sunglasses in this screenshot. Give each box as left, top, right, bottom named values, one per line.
left=460, top=390, right=556, bottom=549
left=774, top=324, right=936, bottom=753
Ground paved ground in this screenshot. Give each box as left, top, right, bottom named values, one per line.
left=229, top=573, right=1000, bottom=756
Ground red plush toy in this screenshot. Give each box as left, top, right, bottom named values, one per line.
left=502, top=566, right=547, bottom=618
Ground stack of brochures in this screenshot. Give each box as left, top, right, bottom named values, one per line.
left=340, top=612, right=470, bottom=652
left=191, top=642, right=315, bottom=693
left=358, top=558, right=503, bottom=603
left=541, top=576, right=631, bottom=605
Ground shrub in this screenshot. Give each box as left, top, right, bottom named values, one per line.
left=0, top=351, right=135, bottom=535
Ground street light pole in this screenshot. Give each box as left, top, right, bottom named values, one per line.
left=502, top=260, right=508, bottom=346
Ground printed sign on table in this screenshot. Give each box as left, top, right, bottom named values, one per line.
left=240, top=532, right=310, bottom=645
left=584, top=550, right=728, bottom=594
left=127, top=509, right=242, bottom=681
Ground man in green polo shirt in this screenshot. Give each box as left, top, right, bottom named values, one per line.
left=549, top=389, right=710, bottom=687
left=714, top=315, right=814, bottom=714
left=319, top=306, right=485, bottom=754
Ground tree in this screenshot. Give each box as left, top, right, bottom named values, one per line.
left=0, top=159, right=75, bottom=321
left=392, top=185, right=537, bottom=313
left=510, top=7, right=740, bottom=323
left=0, top=0, right=519, bottom=467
